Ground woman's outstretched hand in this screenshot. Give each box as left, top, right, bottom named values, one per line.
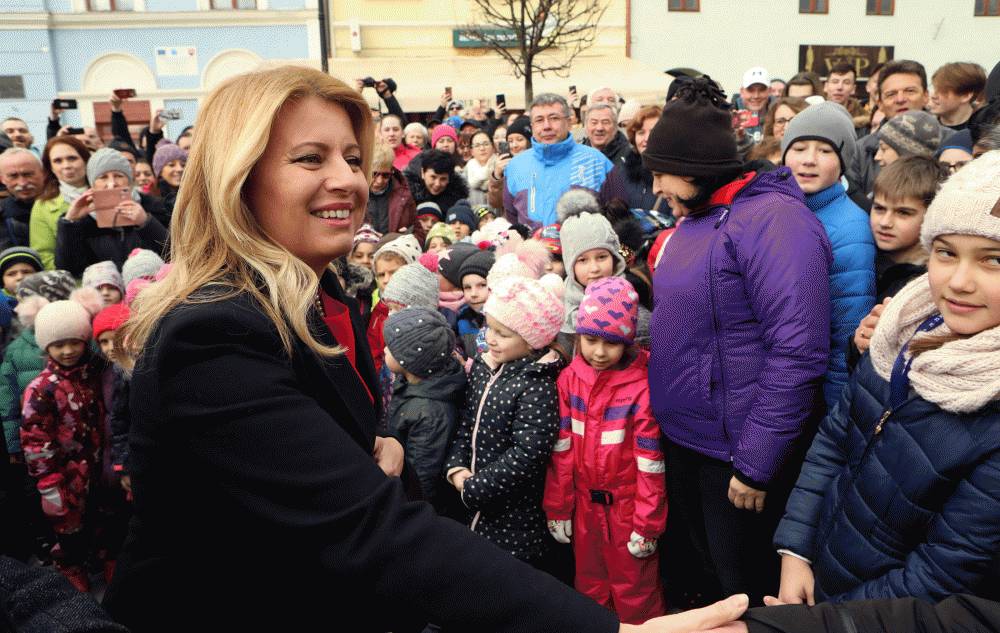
left=620, top=594, right=749, bottom=633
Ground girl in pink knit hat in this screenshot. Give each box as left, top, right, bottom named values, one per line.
left=543, top=276, right=667, bottom=623
left=444, top=273, right=568, bottom=569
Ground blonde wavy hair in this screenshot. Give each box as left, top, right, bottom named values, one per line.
left=118, top=65, right=373, bottom=366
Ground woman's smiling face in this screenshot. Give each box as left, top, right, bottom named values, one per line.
left=243, top=96, right=368, bottom=275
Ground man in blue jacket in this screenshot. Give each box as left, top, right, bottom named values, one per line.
left=503, top=93, right=612, bottom=229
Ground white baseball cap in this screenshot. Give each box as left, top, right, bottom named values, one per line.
left=742, top=67, right=770, bottom=89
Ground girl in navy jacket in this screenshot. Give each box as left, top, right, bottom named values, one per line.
left=773, top=151, right=1000, bottom=604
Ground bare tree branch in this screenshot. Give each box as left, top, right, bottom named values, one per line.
left=464, top=0, right=609, bottom=102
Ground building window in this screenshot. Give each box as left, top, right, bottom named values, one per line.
left=668, top=0, right=699, bottom=11
left=975, top=0, right=1000, bottom=15
left=211, top=0, right=257, bottom=8
left=799, top=0, right=828, bottom=13
left=867, top=0, right=893, bottom=14
left=87, top=0, right=134, bottom=9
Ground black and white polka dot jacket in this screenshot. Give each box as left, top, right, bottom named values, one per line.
left=445, top=348, right=564, bottom=562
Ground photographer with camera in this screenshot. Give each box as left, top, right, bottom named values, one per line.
left=355, top=77, right=405, bottom=124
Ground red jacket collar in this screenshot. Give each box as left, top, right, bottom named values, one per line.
left=708, top=171, right=756, bottom=207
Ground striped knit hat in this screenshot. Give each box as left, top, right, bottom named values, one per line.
left=879, top=110, right=944, bottom=159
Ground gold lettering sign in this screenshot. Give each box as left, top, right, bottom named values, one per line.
left=799, top=45, right=894, bottom=79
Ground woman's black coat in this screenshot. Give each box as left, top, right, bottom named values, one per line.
left=103, top=272, right=618, bottom=633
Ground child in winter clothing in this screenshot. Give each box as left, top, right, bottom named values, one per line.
left=869, top=156, right=948, bottom=302
left=384, top=307, right=467, bottom=515
left=367, top=234, right=422, bottom=375
left=415, top=201, right=445, bottom=237
left=348, top=224, right=381, bottom=271
left=782, top=101, right=877, bottom=409
left=0, top=247, right=43, bottom=350
left=92, top=303, right=132, bottom=493
left=424, top=222, right=455, bottom=254
left=0, top=270, right=76, bottom=456
left=455, top=249, right=494, bottom=358
left=82, top=260, right=125, bottom=308
left=533, top=223, right=565, bottom=278
left=435, top=242, right=478, bottom=325
left=447, top=200, right=477, bottom=241
left=544, top=277, right=667, bottom=623
left=774, top=150, right=1000, bottom=604
left=555, top=189, right=654, bottom=352
left=445, top=273, right=566, bottom=566
left=20, top=292, right=106, bottom=591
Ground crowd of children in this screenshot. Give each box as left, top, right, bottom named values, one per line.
left=1, top=85, right=999, bottom=627
left=0, top=246, right=165, bottom=593
left=343, top=145, right=1000, bottom=622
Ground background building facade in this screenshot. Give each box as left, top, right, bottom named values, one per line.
left=1, top=0, right=319, bottom=144
left=630, top=0, right=999, bottom=97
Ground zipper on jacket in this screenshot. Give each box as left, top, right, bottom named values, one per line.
left=874, top=409, right=891, bottom=435
left=815, top=396, right=913, bottom=553
left=468, top=364, right=505, bottom=532
left=707, top=205, right=731, bottom=446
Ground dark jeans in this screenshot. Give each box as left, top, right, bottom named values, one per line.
left=664, top=443, right=799, bottom=606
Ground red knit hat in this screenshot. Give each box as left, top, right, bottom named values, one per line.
left=93, top=303, right=130, bottom=341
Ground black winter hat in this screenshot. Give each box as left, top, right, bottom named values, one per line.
left=642, top=77, right=742, bottom=178
left=437, top=242, right=479, bottom=289
left=506, top=116, right=533, bottom=143
left=458, top=249, right=495, bottom=283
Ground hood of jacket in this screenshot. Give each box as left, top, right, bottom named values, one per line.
left=568, top=346, right=648, bottom=388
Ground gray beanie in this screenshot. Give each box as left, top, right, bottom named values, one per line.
left=781, top=101, right=858, bottom=176
left=122, top=249, right=165, bottom=287
left=86, top=148, right=134, bottom=187
left=82, top=260, right=124, bottom=293
left=383, top=307, right=456, bottom=377
left=878, top=110, right=944, bottom=159
left=556, top=190, right=625, bottom=278
left=382, top=263, right=439, bottom=309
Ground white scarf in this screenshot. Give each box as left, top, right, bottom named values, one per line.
left=464, top=156, right=493, bottom=193
left=869, top=273, right=1000, bottom=414
left=59, top=181, right=87, bottom=204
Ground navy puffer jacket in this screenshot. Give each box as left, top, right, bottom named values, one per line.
left=774, top=353, right=1000, bottom=602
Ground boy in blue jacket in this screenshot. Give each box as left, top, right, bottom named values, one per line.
left=782, top=102, right=876, bottom=409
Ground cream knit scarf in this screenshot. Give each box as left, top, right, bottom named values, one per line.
left=869, top=273, right=1000, bottom=414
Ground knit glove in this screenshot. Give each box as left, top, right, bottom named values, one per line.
left=626, top=531, right=657, bottom=558
left=547, top=519, right=572, bottom=544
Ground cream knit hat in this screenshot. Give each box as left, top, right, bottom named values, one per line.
left=920, top=150, right=1000, bottom=251
left=484, top=274, right=564, bottom=349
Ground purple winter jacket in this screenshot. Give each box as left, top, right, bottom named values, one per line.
left=649, top=168, right=833, bottom=486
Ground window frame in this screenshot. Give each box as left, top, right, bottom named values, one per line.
left=799, top=0, right=829, bottom=14
left=86, top=0, right=134, bottom=10
left=975, top=0, right=1000, bottom=15
left=667, top=0, right=700, bottom=12
left=210, top=0, right=258, bottom=8
left=866, top=0, right=894, bottom=15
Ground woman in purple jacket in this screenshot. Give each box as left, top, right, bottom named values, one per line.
left=643, top=78, right=833, bottom=605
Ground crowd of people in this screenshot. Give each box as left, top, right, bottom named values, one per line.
left=0, top=53, right=999, bottom=632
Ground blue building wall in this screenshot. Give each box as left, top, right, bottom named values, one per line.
left=0, top=0, right=313, bottom=142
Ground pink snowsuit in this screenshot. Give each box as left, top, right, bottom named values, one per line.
left=544, top=349, right=667, bottom=624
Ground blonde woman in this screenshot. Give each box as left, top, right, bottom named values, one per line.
left=103, top=66, right=747, bottom=633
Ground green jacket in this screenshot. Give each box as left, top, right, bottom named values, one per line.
left=29, top=195, right=69, bottom=270
left=1, top=327, right=44, bottom=453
